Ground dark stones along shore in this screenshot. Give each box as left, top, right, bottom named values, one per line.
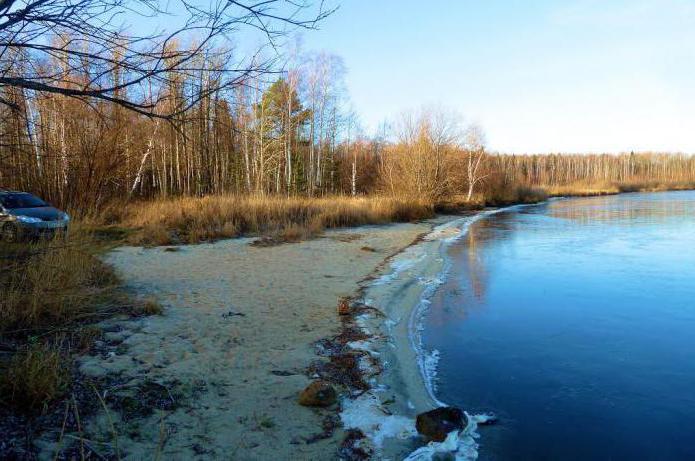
left=298, top=381, right=338, bottom=407
left=415, top=407, right=468, bottom=442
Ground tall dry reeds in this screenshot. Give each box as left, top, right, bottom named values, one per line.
left=535, top=180, right=695, bottom=198
left=114, top=195, right=435, bottom=245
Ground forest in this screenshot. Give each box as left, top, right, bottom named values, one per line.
left=2, top=0, right=693, bottom=220
left=2, top=51, right=695, bottom=216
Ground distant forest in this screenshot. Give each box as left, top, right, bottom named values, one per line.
left=1, top=1, right=694, bottom=214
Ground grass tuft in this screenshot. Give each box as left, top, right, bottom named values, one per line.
left=0, top=342, right=71, bottom=413
left=0, top=237, right=119, bottom=335
left=133, top=299, right=164, bottom=317
left=0, top=230, right=159, bottom=419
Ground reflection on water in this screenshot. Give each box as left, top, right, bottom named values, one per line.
left=425, top=191, right=695, bottom=460
left=546, top=194, right=693, bottom=225
left=463, top=224, right=489, bottom=301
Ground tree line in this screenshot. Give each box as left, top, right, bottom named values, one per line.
left=2, top=66, right=695, bottom=215
left=1, top=42, right=355, bottom=210
left=1, top=0, right=694, bottom=214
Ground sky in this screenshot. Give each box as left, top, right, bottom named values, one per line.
left=298, top=0, right=695, bottom=153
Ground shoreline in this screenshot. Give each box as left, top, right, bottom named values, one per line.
left=23, top=191, right=687, bottom=458
left=339, top=207, right=528, bottom=459
left=348, top=191, right=692, bottom=461
left=338, top=190, right=692, bottom=458
left=337, top=190, right=694, bottom=459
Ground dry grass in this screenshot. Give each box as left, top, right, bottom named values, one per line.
left=89, top=182, right=695, bottom=248
left=0, top=236, right=119, bottom=335
left=0, top=229, right=156, bottom=420
left=0, top=342, right=71, bottom=412
left=133, top=298, right=164, bottom=316
left=542, top=180, right=695, bottom=198
left=0, top=234, right=115, bottom=416
left=113, top=195, right=434, bottom=246
left=543, top=182, right=620, bottom=197
left=484, top=185, right=549, bottom=206
left=616, top=180, right=695, bottom=193
left=433, top=194, right=485, bottom=214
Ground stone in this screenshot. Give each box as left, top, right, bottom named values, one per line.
left=415, top=407, right=467, bottom=442
left=337, top=297, right=351, bottom=316
left=298, top=381, right=337, bottom=407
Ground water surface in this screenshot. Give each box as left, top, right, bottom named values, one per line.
left=425, top=191, right=695, bottom=460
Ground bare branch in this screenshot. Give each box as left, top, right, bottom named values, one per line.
left=0, top=0, right=334, bottom=118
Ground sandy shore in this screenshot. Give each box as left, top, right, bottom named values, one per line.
left=36, top=222, right=436, bottom=460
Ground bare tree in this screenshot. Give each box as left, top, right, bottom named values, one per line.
left=345, top=109, right=358, bottom=196
left=463, top=123, right=486, bottom=201
left=380, top=107, right=459, bottom=200
left=0, top=0, right=335, bottom=118
left=301, top=51, right=344, bottom=195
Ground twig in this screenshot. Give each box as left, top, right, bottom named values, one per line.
left=154, top=410, right=168, bottom=461
left=71, top=394, right=86, bottom=461
left=63, top=435, right=109, bottom=460
left=52, top=400, right=70, bottom=461
left=91, top=384, right=121, bottom=460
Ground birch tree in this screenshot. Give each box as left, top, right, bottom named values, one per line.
left=463, top=124, right=487, bottom=201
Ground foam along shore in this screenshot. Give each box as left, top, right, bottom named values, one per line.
left=340, top=209, right=511, bottom=460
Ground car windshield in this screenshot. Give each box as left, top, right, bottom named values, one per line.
left=0, top=193, right=47, bottom=209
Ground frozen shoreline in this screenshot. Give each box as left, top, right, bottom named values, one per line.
left=341, top=208, right=517, bottom=459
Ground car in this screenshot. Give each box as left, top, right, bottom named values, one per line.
left=0, top=191, right=70, bottom=242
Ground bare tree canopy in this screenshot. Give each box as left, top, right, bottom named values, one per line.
left=0, top=0, right=335, bottom=117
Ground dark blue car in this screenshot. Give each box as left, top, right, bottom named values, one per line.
left=0, top=191, right=70, bottom=242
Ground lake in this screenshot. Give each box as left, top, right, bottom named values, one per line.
left=424, top=191, right=695, bottom=460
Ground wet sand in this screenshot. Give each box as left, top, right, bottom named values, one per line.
left=39, top=223, right=435, bottom=460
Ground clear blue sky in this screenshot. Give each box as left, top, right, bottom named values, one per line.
left=299, top=0, right=695, bottom=153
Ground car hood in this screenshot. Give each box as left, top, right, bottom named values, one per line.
left=9, top=206, right=66, bottom=221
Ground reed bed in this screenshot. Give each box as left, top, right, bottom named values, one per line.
left=542, top=180, right=695, bottom=198
left=115, top=195, right=435, bottom=245
left=105, top=181, right=695, bottom=246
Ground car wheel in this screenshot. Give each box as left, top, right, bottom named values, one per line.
left=1, top=223, right=19, bottom=243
